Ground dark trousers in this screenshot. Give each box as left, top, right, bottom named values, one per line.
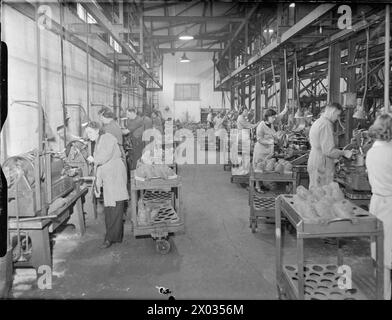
left=128, top=139, right=144, bottom=170
left=104, top=201, right=124, bottom=243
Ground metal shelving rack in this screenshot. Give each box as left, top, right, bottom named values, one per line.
left=249, top=167, right=297, bottom=232
left=275, top=194, right=384, bottom=300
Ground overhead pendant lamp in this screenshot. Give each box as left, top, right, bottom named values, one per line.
left=180, top=52, right=190, bottom=63
left=179, top=35, right=194, bottom=40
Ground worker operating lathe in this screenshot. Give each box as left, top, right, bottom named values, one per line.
left=366, top=113, right=392, bottom=300
left=85, top=121, right=129, bottom=249
left=123, top=108, right=145, bottom=170
left=307, top=102, right=352, bottom=188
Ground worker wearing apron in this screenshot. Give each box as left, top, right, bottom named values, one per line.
left=307, top=103, right=352, bottom=188
left=253, top=106, right=288, bottom=192
left=366, top=113, right=392, bottom=300
left=85, top=122, right=129, bottom=249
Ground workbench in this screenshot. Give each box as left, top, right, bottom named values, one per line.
left=9, top=186, right=88, bottom=271
left=275, top=194, right=384, bottom=300
left=249, top=168, right=297, bottom=232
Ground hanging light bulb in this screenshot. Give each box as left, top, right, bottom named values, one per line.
left=180, top=52, right=190, bottom=63
left=179, top=35, right=194, bottom=40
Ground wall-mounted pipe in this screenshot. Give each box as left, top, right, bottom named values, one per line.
left=385, top=4, right=390, bottom=113
left=35, top=5, right=43, bottom=213
left=59, top=0, right=67, bottom=149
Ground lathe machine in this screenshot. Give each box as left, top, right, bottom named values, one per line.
left=2, top=146, right=90, bottom=271
left=335, top=129, right=373, bottom=209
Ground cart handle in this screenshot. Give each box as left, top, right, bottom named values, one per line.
left=327, top=217, right=354, bottom=225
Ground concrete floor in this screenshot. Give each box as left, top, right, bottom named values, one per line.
left=9, top=164, right=375, bottom=299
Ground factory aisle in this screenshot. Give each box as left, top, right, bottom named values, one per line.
left=10, top=164, right=373, bottom=299
left=10, top=164, right=279, bottom=299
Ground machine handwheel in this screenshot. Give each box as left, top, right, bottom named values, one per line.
left=156, top=239, right=171, bottom=254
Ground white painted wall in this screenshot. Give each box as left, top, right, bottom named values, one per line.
left=0, top=4, right=139, bottom=161
left=158, top=52, right=229, bottom=122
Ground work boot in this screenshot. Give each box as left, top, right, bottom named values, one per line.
left=100, top=240, right=112, bottom=249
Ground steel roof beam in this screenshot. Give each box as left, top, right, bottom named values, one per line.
left=143, top=15, right=245, bottom=23
left=216, top=3, right=335, bottom=88
left=81, top=1, right=162, bottom=89
left=160, top=47, right=223, bottom=53
left=217, top=4, right=260, bottom=64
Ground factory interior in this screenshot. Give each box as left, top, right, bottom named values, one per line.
left=0, top=0, right=392, bottom=301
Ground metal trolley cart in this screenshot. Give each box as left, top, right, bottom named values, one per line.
left=275, top=194, right=384, bottom=300
left=290, top=152, right=309, bottom=188
left=335, top=177, right=371, bottom=210
left=249, top=168, right=297, bottom=233
left=130, top=172, right=184, bottom=254
left=230, top=173, right=250, bottom=185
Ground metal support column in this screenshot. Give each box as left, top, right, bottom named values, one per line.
left=86, top=24, right=90, bottom=121
left=345, top=39, right=357, bottom=144
left=244, top=22, right=248, bottom=65
left=35, top=4, right=45, bottom=214
left=248, top=81, right=252, bottom=110
left=255, top=69, right=261, bottom=121
left=59, top=1, right=67, bottom=148
left=280, top=57, right=287, bottom=110
left=327, top=43, right=341, bottom=104
left=262, top=73, right=267, bottom=117
left=230, top=85, right=235, bottom=110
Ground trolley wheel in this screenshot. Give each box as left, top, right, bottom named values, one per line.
left=250, top=220, right=257, bottom=233
left=285, top=223, right=296, bottom=234
left=155, top=239, right=171, bottom=255
left=277, top=285, right=287, bottom=300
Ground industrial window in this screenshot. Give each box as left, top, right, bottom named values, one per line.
left=76, top=3, right=97, bottom=24
left=174, top=84, right=200, bottom=101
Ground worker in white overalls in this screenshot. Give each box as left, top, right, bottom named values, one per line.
left=235, top=107, right=259, bottom=175
left=307, top=102, right=352, bottom=188
left=366, top=113, right=392, bottom=300
left=253, top=105, right=288, bottom=192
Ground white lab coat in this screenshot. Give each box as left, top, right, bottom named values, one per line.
left=94, top=133, right=129, bottom=207
left=366, top=140, right=392, bottom=299
left=252, top=121, right=276, bottom=167
left=307, top=115, right=344, bottom=188
left=233, top=115, right=253, bottom=175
